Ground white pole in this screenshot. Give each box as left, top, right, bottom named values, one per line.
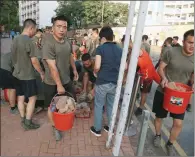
left=112, top=1, right=149, bottom=156
left=106, top=1, right=136, bottom=149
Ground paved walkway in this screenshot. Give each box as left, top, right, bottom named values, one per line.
left=1, top=104, right=134, bottom=156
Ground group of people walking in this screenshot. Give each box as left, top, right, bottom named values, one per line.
left=0, top=14, right=194, bottom=156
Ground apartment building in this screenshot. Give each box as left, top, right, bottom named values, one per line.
left=163, top=1, right=194, bottom=25
left=19, top=0, right=58, bottom=28
left=19, top=1, right=40, bottom=27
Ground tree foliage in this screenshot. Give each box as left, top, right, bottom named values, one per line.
left=55, top=0, right=128, bottom=29
left=0, top=0, right=20, bottom=31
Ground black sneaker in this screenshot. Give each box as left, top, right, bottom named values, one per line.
left=135, top=107, right=143, bottom=116
left=53, top=127, right=62, bottom=141
left=90, top=126, right=101, bottom=137
left=104, top=126, right=109, bottom=132
left=186, top=104, right=192, bottom=112
left=166, top=143, right=174, bottom=156
left=23, top=120, right=40, bottom=131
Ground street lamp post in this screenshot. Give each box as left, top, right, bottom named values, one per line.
left=101, top=1, right=104, bottom=27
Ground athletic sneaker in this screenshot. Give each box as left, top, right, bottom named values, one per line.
left=166, top=143, right=174, bottom=156
left=186, top=104, right=192, bottom=112
left=10, top=108, right=19, bottom=115
left=135, top=107, right=143, bottom=116
left=22, top=120, right=40, bottom=131
left=104, top=126, right=109, bottom=132
left=153, top=135, right=161, bottom=148
left=53, top=127, right=62, bottom=141
left=90, top=126, right=101, bottom=137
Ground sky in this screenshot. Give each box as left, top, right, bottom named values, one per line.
left=39, top=1, right=58, bottom=28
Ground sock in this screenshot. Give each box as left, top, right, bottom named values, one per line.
left=167, top=140, right=173, bottom=146
left=11, top=106, right=16, bottom=110
left=21, top=117, right=25, bottom=123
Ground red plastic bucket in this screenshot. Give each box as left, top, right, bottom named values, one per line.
left=163, top=83, right=193, bottom=114
left=53, top=111, right=75, bottom=131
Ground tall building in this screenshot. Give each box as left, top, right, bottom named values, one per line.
left=19, top=0, right=58, bottom=28
left=112, top=1, right=194, bottom=26
left=163, top=1, right=194, bottom=25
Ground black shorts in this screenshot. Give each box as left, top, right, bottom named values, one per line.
left=43, top=81, right=75, bottom=108
left=16, top=79, right=38, bottom=98
left=0, top=68, right=19, bottom=89
left=140, top=79, right=153, bottom=93
left=152, top=90, right=185, bottom=120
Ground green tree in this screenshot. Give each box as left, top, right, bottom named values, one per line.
left=55, top=0, right=128, bottom=28
left=0, top=0, right=19, bottom=31
left=55, top=0, right=85, bottom=29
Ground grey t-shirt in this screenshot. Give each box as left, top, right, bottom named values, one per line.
left=11, top=35, right=36, bottom=80
left=157, top=46, right=194, bottom=92
left=42, top=35, right=72, bottom=85
left=141, top=42, right=151, bottom=54
left=1, top=52, right=12, bottom=72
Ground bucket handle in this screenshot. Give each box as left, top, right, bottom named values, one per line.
left=50, top=91, right=74, bottom=105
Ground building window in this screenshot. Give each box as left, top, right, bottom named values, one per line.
left=187, top=22, right=194, bottom=24
left=168, top=22, right=172, bottom=25
left=183, top=4, right=188, bottom=8
left=181, top=22, right=185, bottom=25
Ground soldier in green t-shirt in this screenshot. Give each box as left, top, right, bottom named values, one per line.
left=11, top=19, right=44, bottom=130
left=0, top=52, right=18, bottom=114
left=152, top=29, right=194, bottom=155
left=42, top=15, right=78, bottom=141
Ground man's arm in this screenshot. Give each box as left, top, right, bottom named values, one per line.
left=70, top=54, right=78, bottom=80
left=29, top=40, right=44, bottom=80
left=46, top=59, right=63, bottom=87
left=83, top=72, right=89, bottom=92
left=94, top=55, right=101, bottom=73
left=31, top=57, right=44, bottom=75
left=158, top=61, right=168, bottom=88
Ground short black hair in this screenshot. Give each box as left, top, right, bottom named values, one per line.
left=173, top=36, right=179, bottom=40
left=84, top=33, right=88, bottom=37
left=92, top=28, right=99, bottom=34
left=142, top=35, right=148, bottom=41
left=166, top=37, right=173, bottom=44
left=99, top=26, right=114, bottom=41
left=52, top=15, right=68, bottom=25
left=121, top=34, right=131, bottom=43
left=81, top=53, right=91, bottom=61
left=37, top=29, right=43, bottom=33
left=23, top=19, right=36, bottom=28
left=183, top=29, right=194, bottom=41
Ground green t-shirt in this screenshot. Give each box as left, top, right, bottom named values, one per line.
left=42, top=35, right=72, bottom=85
left=157, top=46, right=194, bottom=92
left=141, top=42, right=151, bottom=54
left=11, top=35, right=36, bottom=80
left=1, top=52, right=12, bottom=72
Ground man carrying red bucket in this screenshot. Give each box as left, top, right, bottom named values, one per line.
left=152, top=29, right=194, bottom=156
left=42, top=15, right=78, bottom=141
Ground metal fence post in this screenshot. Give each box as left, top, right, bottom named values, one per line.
left=125, top=74, right=141, bottom=130
left=106, top=1, right=136, bottom=149
left=136, top=110, right=150, bottom=156
left=112, top=1, right=149, bottom=156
